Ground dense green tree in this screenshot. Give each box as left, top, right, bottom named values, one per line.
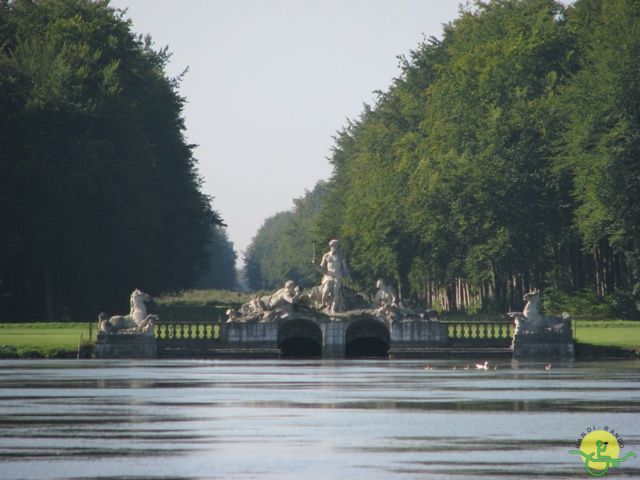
left=409, top=0, right=577, bottom=308
left=196, top=225, right=237, bottom=290
left=244, top=211, right=294, bottom=291
left=0, top=0, right=221, bottom=320
left=241, top=0, right=640, bottom=315
left=314, top=0, right=579, bottom=309
left=244, top=182, right=328, bottom=291
left=560, top=0, right=640, bottom=296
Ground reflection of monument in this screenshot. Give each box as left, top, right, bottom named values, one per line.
left=509, top=290, right=574, bottom=358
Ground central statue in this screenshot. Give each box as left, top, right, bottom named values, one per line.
left=229, top=237, right=415, bottom=322
left=319, top=239, right=351, bottom=313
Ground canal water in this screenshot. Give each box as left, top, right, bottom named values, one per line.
left=0, top=359, right=639, bottom=479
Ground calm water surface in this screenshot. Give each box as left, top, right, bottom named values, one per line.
left=1, top=359, right=639, bottom=479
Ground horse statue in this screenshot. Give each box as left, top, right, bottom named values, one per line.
left=374, top=279, right=398, bottom=307
left=98, top=289, right=158, bottom=335
left=509, top=289, right=570, bottom=335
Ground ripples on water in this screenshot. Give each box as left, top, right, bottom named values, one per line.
left=0, top=359, right=639, bottom=479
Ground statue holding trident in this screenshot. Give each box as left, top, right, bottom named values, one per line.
left=319, top=239, right=350, bottom=313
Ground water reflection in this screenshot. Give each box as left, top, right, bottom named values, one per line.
left=0, top=359, right=639, bottom=479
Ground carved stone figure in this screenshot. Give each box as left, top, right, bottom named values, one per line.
left=226, top=308, right=239, bottom=323
left=519, top=290, right=546, bottom=332
left=262, top=280, right=302, bottom=310
left=98, top=289, right=157, bottom=334
left=296, top=285, right=323, bottom=309
left=374, top=279, right=397, bottom=307
left=509, top=289, right=570, bottom=335
left=320, top=239, right=350, bottom=313
left=129, top=289, right=151, bottom=323
left=510, top=289, right=574, bottom=358
left=238, top=280, right=304, bottom=321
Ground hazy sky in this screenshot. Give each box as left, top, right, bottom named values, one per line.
left=108, top=0, right=463, bottom=255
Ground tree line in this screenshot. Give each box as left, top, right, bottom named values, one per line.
left=244, top=181, right=328, bottom=291
left=245, top=0, right=640, bottom=317
left=0, top=0, right=236, bottom=321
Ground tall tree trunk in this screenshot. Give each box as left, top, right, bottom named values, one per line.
left=594, top=248, right=602, bottom=296
left=464, top=281, right=470, bottom=310
left=489, top=260, right=497, bottom=306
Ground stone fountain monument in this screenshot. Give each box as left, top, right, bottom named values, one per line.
left=225, top=239, right=448, bottom=357
left=508, top=290, right=574, bottom=358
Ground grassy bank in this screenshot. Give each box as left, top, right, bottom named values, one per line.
left=574, top=320, right=640, bottom=350
left=0, top=322, right=95, bottom=358
left=155, top=289, right=253, bottom=322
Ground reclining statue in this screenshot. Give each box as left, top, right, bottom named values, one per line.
left=238, top=280, right=304, bottom=320
left=261, top=280, right=303, bottom=310
left=98, top=289, right=158, bottom=334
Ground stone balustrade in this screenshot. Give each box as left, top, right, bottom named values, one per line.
left=147, top=317, right=516, bottom=358
left=155, top=321, right=224, bottom=341
left=445, top=319, right=515, bottom=348
left=154, top=321, right=227, bottom=357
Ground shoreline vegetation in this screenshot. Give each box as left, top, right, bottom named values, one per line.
left=0, top=288, right=638, bottom=359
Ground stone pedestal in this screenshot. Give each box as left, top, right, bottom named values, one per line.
left=225, top=321, right=278, bottom=343
left=512, top=331, right=574, bottom=358
left=389, top=319, right=449, bottom=356
left=322, top=319, right=347, bottom=358
left=391, top=318, right=448, bottom=344
left=95, top=332, right=157, bottom=359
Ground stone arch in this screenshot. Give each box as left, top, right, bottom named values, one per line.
left=345, top=318, right=390, bottom=358
left=277, top=319, right=323, bottom=357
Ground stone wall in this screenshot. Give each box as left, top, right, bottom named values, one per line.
left=95, top=332, right=157, bottom=359
left=512, top=331, right=575, bottom=358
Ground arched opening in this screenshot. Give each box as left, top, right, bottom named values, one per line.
left=345, top=319, right=390, bottom=358
left=278, top=319, right=323, bottom=358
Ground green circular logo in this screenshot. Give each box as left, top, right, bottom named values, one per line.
left=570, top=429, right=637, bottom=477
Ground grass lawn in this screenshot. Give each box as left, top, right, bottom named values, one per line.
left=157, top=289, right=254, bottom=306
left=155, top=289, right=252, bottom=323
left=574, top=320, right=640, bottom=350
left=0, top=322, right=96, bottom=357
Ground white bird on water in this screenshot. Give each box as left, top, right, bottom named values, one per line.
left=475, top=361, right=489, bottom=370
left=545, top=363, right=552, bottom=371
